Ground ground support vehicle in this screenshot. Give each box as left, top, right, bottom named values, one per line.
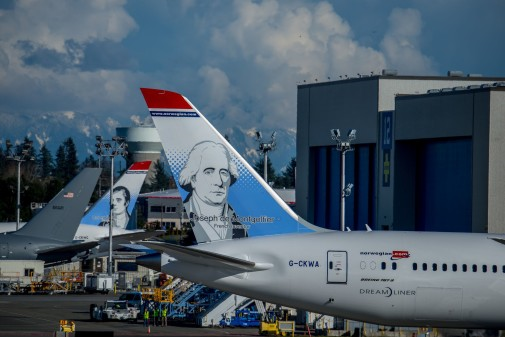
left=220, top=309, right=262, bottom=327
left=90, top=300, right=139, bottom=322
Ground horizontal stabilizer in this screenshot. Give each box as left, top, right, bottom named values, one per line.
left=140, top=241, right=273, bottom=272
left=489, top=237, right=505, bottom=245
left=101, top=230, right=165, bottom=243
left=37, top=240, right=99, bottom=256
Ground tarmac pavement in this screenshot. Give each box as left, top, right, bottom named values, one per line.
left=0, top=293, right=260, bottom=337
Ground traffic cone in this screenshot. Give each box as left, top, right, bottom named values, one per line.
left=148, top=325, right=151, bottom=334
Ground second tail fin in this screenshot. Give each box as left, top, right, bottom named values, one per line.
left=80, top=161, right=151, bottom=229
left=140, top=88, right=325, bottom=244
left=15, top=168, right=102, bottom=242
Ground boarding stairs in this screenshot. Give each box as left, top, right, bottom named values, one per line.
left=167, top=283, right=205, bottom=318
left=196, top=294, right=267, bottom=327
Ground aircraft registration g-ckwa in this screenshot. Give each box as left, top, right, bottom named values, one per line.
left=137, top=88, right=505, bottom=329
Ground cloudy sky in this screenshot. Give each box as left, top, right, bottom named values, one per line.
left=0, top=0, right=504, bottom=169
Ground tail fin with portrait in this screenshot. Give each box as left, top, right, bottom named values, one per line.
left=140, top=88, right=325, bottom=244
left=80, top=161, right=152, bottom=229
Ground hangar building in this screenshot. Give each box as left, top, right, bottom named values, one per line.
left=296, top=72, right=505, bottom=233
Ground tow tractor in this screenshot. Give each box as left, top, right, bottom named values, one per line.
left=90, top=300, right=139, bottom=322
left=220, top=309, right=262, bottom=328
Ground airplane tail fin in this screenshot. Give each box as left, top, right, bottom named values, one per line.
left=15, top=168, right=102, bottom=242
left=140, top=88, right=326, bottom=244
left=81, top=161, right=151, bottom=229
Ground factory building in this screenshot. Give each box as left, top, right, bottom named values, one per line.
left=296, top=71, right=505, bottom=233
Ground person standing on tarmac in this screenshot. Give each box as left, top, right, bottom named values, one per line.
left=143, top=308, right=149, bottom=327
left=161, top=306, right=168, bottom=327
left=153, top=307, right=159, bottom=326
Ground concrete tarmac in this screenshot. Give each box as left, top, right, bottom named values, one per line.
left=0, top=294, right=259, bottom=337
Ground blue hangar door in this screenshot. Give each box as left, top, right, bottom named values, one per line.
left=415, top=138, right=472, bottom=232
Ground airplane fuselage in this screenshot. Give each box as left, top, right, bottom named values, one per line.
left=157, top=231, right=505, bottom=329
left=0, top=234, right=73, bottom=263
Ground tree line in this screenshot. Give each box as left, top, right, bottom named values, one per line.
left=0, top=136, right=164, bottom=223
left=0, top=135, right=296, bottom=223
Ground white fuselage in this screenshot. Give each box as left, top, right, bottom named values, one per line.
left=159, top=231, right=505, bottom=329
left=73, top=224, right=140, bottom=242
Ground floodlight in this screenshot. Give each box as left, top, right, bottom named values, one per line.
left=330, top=129, right=340, bottom=140
left=348, top=129, right=357, bottom=141
left=256, top=131, right=262, bottom=140
left=344, top=183, right=354, bottom=197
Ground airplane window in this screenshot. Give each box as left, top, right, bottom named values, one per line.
left=422, top=263, right=427, bottom=271
left=452, top=264, right=457, bottom=272
left=503, top=266, right=505, bottom=273
left=492, top=265, right=497, bottom=273
left=472, top=264, right=477, bottom=272
left=432, top=263, right=437, bottom=271
left=482, top=265, right=487, bottom=273
left=381, top=262, right=386, bottom=270
left=462, top=264, right=467, bottom=272
left=412, top=263, right=417, bottom=271
left=392, top=262, right=397, bottom=270
left=442, top=264, right=447, bottom=272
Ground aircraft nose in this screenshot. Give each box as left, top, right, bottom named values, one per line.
left=136, top=252, right=163, bottom=272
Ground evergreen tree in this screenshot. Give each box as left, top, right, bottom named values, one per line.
left=54, top=145, right=66, bottom=179
left=37, top=144, right=54, bottom=178
left=148, top=159, right=172, bottom=191
left=279, top=157, right=296, bottom=188
left=0, top=144, right=6, bottom=175
left=81, top=155, right=98, bottom=168
left=64, top=137, right=79, bottom=178
left=253, top=156, right=277, bottom=186
left=53, top=137, right=79, bottom=182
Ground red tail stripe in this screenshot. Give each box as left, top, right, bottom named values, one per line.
left=129, top=161, right=152, bottom=171
left=140, top=88, right=192, bottom=110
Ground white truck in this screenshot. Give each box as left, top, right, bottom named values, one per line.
left=90, top=300, right=139, bottom=322
left=84, top=274, right=113, bottom=294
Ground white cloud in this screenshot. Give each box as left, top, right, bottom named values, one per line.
left=380, top=8, right=434, bottom=75
left=0, top=0, right=140, bottom=129
left=130, top=115, right=142, bottom=126
left=197, top=65, right=232, bottom=110
left=206, top=1, right=391, bottom=129
left=0, top=0, right=137, bottom=52
left=106, top=117, right=119, bottom=131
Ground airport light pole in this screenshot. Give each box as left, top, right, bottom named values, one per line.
left=256, top=131, right=276, bottom=184
left=330, top=129, right=356, bottom=231
left=5, top=139, right=34, bottom=230
left=95, top=135, right=128, bottom=276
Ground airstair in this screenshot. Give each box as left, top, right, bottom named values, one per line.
left=196, top=294, right=267, bottom=327
left=167, top=283, right=205, bottom=318
left=158, top=277, right=266, bottom=325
